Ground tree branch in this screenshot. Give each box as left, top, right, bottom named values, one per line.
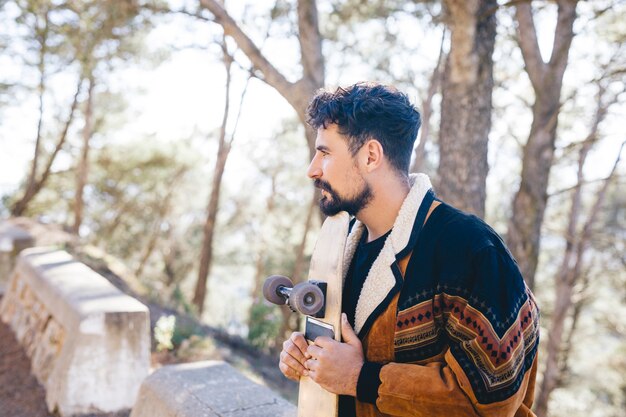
left=297, top=0, right=324, bottom=88
left=199, top=0, right=296, bottom=100
left=577, top=140, right=625, bottom=255
left=548, top=0, right=578, bottom=74
left=40, top=78, right=83, bottom=185
left=228, top=75, right=252, bottom=145
left=550, top=174, right=625, bottom=197
left=144, top=3, right=212, bottom=21
left=514, top=2, right=547, bottom=90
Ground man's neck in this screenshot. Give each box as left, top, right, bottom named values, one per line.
left=356, top=174, right=410, bottom=243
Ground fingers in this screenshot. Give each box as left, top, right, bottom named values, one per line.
left=307, top=343, right=323, bottom=359
left=340, top=313, right=360, bottom=345
left=311, top=336, right=334, bottom=349
left=279, top=332, right=311, bottom=382
left=283, top=333, right=310, bottom=363
left=289, top=332, right=309, bottom=359
left=304, top=359, right=320, bottom=375
left=279, top=360, right=301, bottom=381
left=280, top=349, right=308, bottom=380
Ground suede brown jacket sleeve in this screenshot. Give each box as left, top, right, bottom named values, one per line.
left=374, top=350, right=538, bottom=416
left=359, top=245, right=540, bottom=417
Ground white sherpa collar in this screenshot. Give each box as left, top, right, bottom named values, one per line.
left=343, top=173, right=433, bottom=334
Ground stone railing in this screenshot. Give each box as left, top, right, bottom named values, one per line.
left=0, top=223, right=33, bottom=293
left=131, top=360, right=296, bottom=417
left=0, top=247, right=150, bottom=416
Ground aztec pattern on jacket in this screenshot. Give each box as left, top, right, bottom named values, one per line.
left=344, top=173, right=540, bottom=406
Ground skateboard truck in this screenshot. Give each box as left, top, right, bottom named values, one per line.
left=263, top=275, right=335, bottom=341
left=263, top=275, right=327, bottom=318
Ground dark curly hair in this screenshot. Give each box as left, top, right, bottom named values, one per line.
left=306, top=82, right=421, bottom=175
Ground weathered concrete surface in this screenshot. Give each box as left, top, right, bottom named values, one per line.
left=130, top=361, right=296, bottom=417
left=0, top=222, right=34, bottom=293
left=0, top=247, right=150, bottom=416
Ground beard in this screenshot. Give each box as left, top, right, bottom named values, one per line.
left=314, top=178, right=373, bottom=216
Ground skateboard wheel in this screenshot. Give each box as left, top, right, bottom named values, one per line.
left=263, top=275, right=293, bottom=305
left=289, top=282, right=325, bottom=316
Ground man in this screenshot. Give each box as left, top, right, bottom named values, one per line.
left=279, top=83, right=540, bottom=417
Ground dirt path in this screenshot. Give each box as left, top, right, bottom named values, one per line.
left=0, top=311, right=54, bottom=417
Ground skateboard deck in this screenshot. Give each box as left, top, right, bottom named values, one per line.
left=263, top=211, right=350, bottom=417
left=297, top=211, right=349, bottom=417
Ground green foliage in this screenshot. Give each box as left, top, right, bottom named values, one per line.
left=176, top=335, right=218, bottom=361
left=154, top=313, right=206, bottom=352
left=0, top=195, right=10, bottom=217
left=88, top=141, right=193, bottom=244
left=247, top=302, right=282, bottom=350
left=61, top=0, right=154, bottom=77
left=171, top=319, right=204, bottom=348
left=11, top=138, right=201, bottom=295
left=170, top=284, right=196, bottom=315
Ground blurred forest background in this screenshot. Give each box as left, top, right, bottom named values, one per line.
left=0, top=0, right=624, bottom=416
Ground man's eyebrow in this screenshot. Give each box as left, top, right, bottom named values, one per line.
left=316, top=145, right=330, bottom=152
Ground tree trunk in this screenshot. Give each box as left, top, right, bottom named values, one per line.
left=12, top=9, right=49, bottom=217
left=535, top=140, right=587, bottom=417
left=437, top=0, right=497, bottom=218
left=72, top=75, right=95, bottom=235
left=192, top=77, right=232, bottom=315
left=11, top=77, right=83, bottom=216
left=192, top=143, right=232, bottom=315
left=559, top=267, right=590, bottom=377
left=28, top=11, right=49, bottom=205
left=536, top=274, right=573, bottom=417
left=411, top=32, right=445, bottom=174
left=536, top=143, right=623, bottom=417
left=534, top=81, right=621, bottom=416
left=192, top=41, right=252, bottom=315
left=506, top=0, right=578, bottom=289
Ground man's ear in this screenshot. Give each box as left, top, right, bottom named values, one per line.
left=362, top=140, right=384, bottom=172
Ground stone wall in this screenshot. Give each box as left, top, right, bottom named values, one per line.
left=0, top=247, right=150, bottom=416
left=0, top=223, right=33, bottom=293
left=131, top=361, right=297, bottom=417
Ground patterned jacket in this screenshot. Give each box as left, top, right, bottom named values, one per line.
left=345, top=174, right=540, bottom=417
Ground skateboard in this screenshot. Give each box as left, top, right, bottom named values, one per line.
left=263, top=211, right=350, bottom=417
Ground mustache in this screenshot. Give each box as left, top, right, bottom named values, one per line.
left=314, top=179, right=333, bottom=193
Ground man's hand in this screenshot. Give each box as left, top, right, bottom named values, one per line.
left=305, top=313, right=364, bottom=396
left=279, top=331, right=311, bottom=382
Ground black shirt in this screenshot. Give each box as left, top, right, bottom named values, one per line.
left=339, top=228, right=391, bottom=417
left=342, top=229, right=391, bottom=328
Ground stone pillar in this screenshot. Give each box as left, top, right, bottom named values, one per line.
left=131, top=361, right=297, bottom=417
left=0, top=223, right=34, bottom=294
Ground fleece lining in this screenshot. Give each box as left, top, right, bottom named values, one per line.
left=342, top=173, right=432, bottom=334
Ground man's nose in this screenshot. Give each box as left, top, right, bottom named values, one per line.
left=307, top=158, right=322, bottom=179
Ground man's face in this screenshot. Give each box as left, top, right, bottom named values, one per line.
left=307, top=124, right=372, bottom=216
